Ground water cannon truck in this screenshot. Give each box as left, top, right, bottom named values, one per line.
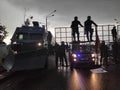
left=2, top=21, right=53, bottom=71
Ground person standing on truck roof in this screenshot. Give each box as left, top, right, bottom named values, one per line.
left=84, top=16, right=97, bottom=42
left=71, top=16, right=84, bottom=41
left=111, top=26, right=117, bottom=41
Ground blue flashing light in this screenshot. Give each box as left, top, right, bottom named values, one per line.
left=77, top=53, right=82, bottom=58
left=77, top=54, right=81, bottom=56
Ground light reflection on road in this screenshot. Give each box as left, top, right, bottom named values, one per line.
left=67, top=69, right=101, bottom=90
left=68, top=69, right=86, bottom=90
left=90, top=73, right=101, bottom=90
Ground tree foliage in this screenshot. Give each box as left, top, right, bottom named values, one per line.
left=0, top=25, right=8, bottom=41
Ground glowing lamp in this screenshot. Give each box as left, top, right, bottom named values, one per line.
left=72, top=54, right=77, bottom=58
left=73, top=59, right=77, bottom=62
left=37, top=42, right=42, bottom=46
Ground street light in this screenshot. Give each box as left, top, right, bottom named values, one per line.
left=46, top=10, right=56, bottom=31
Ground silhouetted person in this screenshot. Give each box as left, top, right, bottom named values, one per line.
left=65, top=42, right=69, bottom=52
left=111, top=26, right=117, bottom=41
left=54, top=43, right=61, bottom=68
left=47, top=31, right=52, bottom=45
left=71, top=16, right=83, bottom=41
left=100, top=41, right=109, bottom=66
left=84, top=16, right=97, bottom=41
left=59, top=41, right=68, bottom=67
left=112, top=41, right=119, bottom=64
left=47, top=31, right=53, bottom=55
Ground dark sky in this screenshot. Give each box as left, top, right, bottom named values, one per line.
left=0, top=0, right=120, bottom=43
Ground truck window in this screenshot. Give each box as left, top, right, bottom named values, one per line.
left=19, top=34, right=23, bottom=40
left=17, top=33, right=28, bottom=40
left=72, top=44, right=95, bottom=53
left=30, top=34, right=43, bottom=40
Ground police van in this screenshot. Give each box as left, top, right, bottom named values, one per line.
left=69, top=41, right=98, bottom=70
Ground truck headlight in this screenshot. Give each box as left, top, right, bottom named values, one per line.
left=72, top=54, right=77, bottom=58
left=91, top=54, right=96, bottom=58
left=37, top=42, right=42, bottom=46
left=73, top=59, right=77, bottom=62
left=91, top=53, right=97, bottom=61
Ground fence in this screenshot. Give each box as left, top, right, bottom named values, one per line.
left=55, top=25, right=120, bottom=44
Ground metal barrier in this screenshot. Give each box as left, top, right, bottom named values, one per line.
left=55, top=25, right=120, bottom=44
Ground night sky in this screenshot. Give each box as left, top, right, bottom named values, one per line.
left=0, top=0, right=120, bottom=44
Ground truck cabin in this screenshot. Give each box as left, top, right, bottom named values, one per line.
left=11, top=22, right=48, bottom=53
left=71, top=41, right=96, bottom=53
left=70, top=41, right=97, bottom=61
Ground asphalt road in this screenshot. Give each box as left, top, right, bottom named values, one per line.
left=0, top=55, right=120, bottom=90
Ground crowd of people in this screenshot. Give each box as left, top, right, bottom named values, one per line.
left=54, top=41, right=69, bottom=68
left=71, top=16, right=97, bottom=42
left=54, top=16, right=120, bottom=68
left=100, top=40, right=120, bottom=67
left=71, top=16, right=118, bottom=42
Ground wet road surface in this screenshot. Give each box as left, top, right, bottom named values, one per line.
left=0, top=64, right=120, bottom=90
left=0, top=54, right=120, bottom=90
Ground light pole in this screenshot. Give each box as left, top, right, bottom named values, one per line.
left=46, top=10, right=56, bottom=31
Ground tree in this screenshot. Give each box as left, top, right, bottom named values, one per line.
left=0, top=24, right=8, bottom=41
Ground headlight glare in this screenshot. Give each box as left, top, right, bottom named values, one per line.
left=72, top=54, right=77, bottom=58
left=73, top=59, right=77, bottom=62
left=37, top=42, right=42, bottom=46
left=91, top=53, right=97, bottom=57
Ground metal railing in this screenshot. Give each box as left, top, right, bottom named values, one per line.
left=55, top=25, right=120, bottom=44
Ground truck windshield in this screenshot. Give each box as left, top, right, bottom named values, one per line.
left=17, top=33, right=28, bottom=40
left=30, top=34, right=43, bottom=40
left=72, top=44, right=95, bottom=53
left=17, top=33, right=43, bottom=40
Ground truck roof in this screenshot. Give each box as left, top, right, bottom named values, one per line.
left=11, top=26, right=46, bottom=42
left=15, top=26, right=45, bottom=34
